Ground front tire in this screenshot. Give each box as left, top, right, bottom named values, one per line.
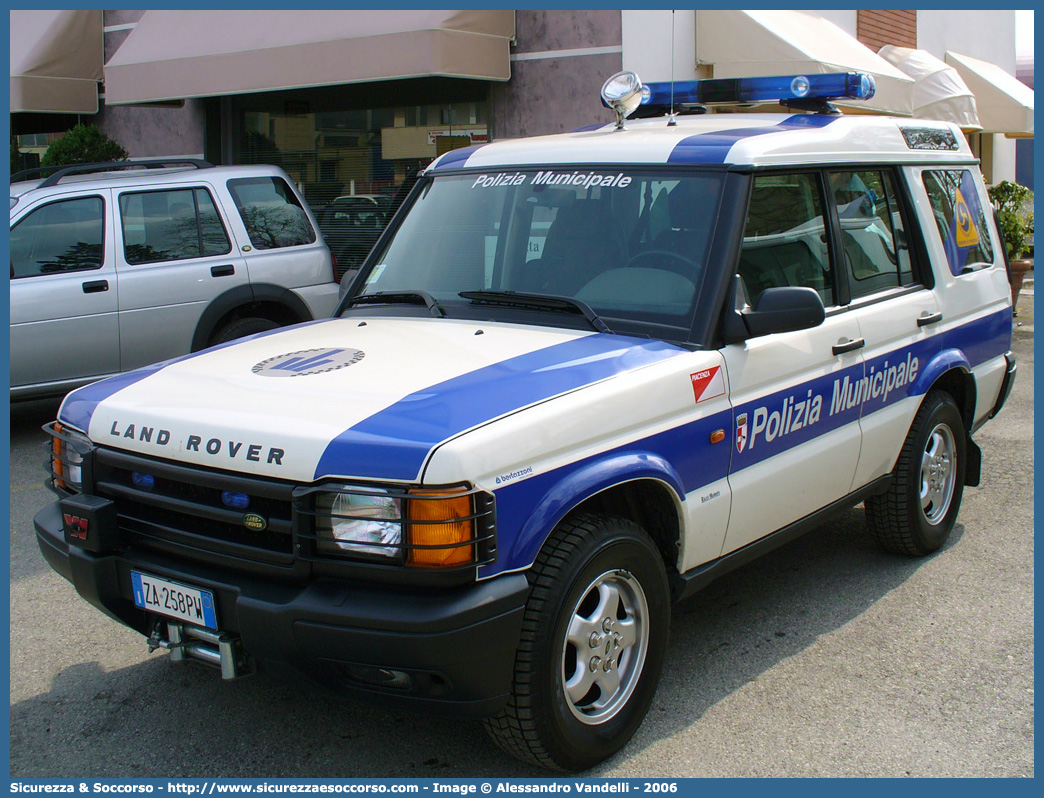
left=865, top=391, right=966, bottom=555
left=209, top=316, right=279, bottom=346
left=484, top=514, right=670, bottom=771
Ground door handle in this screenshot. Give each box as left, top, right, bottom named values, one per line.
left=211, top=265, right=235, bottom=277
left=832, top=337, right=865, bottom=355
left=917, top=311, right=943, bottom=327
left=82, top=280, right=109, bottom=294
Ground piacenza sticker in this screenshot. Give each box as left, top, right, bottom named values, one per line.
left=740, top=353, right=920, bottom=452
left=471, top=171, right=633, bottom=190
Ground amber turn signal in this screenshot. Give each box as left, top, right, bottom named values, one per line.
left=52, top=423, right=66, bottom=488
left=407, top=489, right=474, bottom=567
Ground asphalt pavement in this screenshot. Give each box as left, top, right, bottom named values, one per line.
left=8, top=309, right=1034, bottom=778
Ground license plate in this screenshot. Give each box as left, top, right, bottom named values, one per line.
left=131, top=571, right=218, bottom=629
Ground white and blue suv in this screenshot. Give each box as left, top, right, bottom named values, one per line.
left=36, top=73, right=1016, bottom=771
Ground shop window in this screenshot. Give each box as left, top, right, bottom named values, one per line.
left=227, top=176, right=316, bottom=250
left=119, top=188, right=232, bottom=265
left=829, top=169, right=914, bottom=299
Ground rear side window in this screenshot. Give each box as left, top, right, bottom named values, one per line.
left=11, top=196, right=105, bottom=278
left=738, top=173, right=834, bottom=306
left=922, top=169, right=995, bottom=274
left=119, top=188, right=232, bottom=265
left=227, top=176, right=316, bottom=250
left=829, top=169, right=915, bottom=300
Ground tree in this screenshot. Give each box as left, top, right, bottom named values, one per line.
left=41, top=124, right=128, bottom=167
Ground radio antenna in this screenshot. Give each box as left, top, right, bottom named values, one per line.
left=668, top=10, right=677, bottom=126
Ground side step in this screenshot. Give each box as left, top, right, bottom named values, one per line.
left=147, top=619, right=252, bottom=680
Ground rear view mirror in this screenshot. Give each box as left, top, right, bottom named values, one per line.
left=723, top=276, right=825, bottom=343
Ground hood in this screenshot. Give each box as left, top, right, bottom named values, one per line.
left=60, top=317, right=685, bottom=483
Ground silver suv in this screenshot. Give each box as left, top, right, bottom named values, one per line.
left=10, top=159, right=340, bottom=400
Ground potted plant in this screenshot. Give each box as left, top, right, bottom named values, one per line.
left=988, top=180, right=1034, bottom=314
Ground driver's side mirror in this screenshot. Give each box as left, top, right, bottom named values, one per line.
left=723, top=275, right=826, bottom=344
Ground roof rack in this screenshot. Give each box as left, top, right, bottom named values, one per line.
left=11, top=158, right=215, bottom=188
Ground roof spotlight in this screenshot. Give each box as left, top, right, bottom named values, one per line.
left=601, top=71, right=644, bottom=130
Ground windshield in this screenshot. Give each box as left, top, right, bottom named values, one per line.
left=352, top=168, right=725, bottom=339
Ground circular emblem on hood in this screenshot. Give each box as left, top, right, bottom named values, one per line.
left=252, top=347, right=365, bottom=378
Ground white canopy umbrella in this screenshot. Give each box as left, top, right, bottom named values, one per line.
left=878, top=46, right=981, bottom=131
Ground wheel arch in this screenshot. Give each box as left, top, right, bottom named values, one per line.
left=911, top=349, right=980, bottom=486
left=502, top=453, right=686, bottom=577
left=191, top=283, right=314, bottom=350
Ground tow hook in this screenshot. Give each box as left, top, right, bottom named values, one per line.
left=144, top=617, right=252, bottom=680
left=146, top=618, right=182, bottom=654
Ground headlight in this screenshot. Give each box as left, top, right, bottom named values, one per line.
left=312, top=485, right=485, bottom=567
left=316, top=490, right=403, bottom=560
left=49, top=423, right=89, bottom=493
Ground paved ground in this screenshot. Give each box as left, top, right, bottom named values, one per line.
left=9, top=307, right=1034, bottom=778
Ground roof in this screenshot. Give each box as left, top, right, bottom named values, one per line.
left=10, top=163, right=292, bottom=207
left=430, top=112, right=975, bottom=172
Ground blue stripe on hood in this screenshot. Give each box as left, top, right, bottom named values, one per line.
left=669, top=114, right=839, bottom=164
left=313, top=334, right=686, bottom=482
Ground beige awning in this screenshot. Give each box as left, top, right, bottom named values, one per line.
left=104, top=10, right=515, bottom=105
left=10, top=10, right=103, bottom=114
left=945, top=51, right=1034, bottom=137
left=878, top=46, right=980, bottom=131
left=695, top=10, right=914, bottom=116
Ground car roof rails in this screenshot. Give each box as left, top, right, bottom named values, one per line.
left=11, top=158, right=215, bottom=188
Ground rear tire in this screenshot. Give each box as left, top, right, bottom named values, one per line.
left=209, top=316, right=279, bottom=346
left=865, top=391, right=966, bottom=555
left=484, top=514, right=670, bottom=771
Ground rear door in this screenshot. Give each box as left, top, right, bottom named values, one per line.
left=223, top=174, right=332, bottom=290
left=720, top=171, right=864, bottom=554
left=113, top=184, right=249, bottom=370
left=10, top=190, right=119, bottom=394
left=825, top=167, right=942, bottom=489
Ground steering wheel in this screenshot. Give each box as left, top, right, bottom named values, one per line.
left=624, top=249, right=697, bottom=275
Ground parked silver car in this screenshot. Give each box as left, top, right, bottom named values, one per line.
left=10, top=160, right=340, bottom=400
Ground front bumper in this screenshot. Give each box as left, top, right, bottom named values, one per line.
left=35, top=502, right=528, bottom=716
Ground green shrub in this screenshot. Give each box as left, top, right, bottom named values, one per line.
left=988, top=180, right=1034, bottom=260
left=41, top=124, right=128, bottom=168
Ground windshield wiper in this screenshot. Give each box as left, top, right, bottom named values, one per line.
left=459, top=290, right=611, bottom=334
left=346, top=290, right=444, bottom=318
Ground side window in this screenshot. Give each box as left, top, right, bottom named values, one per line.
left=739, top=173, right=833, bottom=306
left=119, top=188, right=232, bottom=265
left=829, top=169, right=914, bottom=300
left=922, top=169, right=995, bottom=275
left=11, top=196, right=105, bottom=278
left=227, top=176, right=316, bottom=250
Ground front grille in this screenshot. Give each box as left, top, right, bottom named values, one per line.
left=92, top=448, right=296, bottom=566
left=42, top=428, right=498, bottom=587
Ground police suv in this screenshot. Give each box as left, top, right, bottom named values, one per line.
left=37, top=72, right=1016, bottom=771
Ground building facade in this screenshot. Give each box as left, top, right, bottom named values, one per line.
left=12, top=9, right=1032, bottom=206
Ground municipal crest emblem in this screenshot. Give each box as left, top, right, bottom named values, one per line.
left=736, top=413, right=748, bottom=453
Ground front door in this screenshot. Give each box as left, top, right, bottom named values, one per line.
left=721, top=171, right=864, bottom=555
left=10, top=191, right=119, bottom=395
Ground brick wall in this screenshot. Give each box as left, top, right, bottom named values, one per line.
left=856, top=10, right=917, bottom=51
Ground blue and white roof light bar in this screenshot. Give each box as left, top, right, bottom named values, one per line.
left=600, top=70, right=877, bottom=128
